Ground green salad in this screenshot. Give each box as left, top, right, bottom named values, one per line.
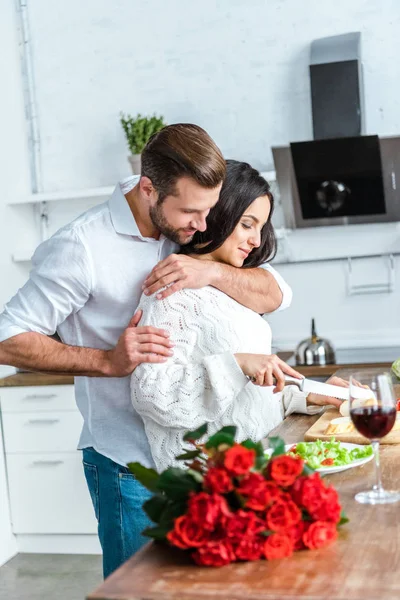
left=286, top=439, right=373, bottom=470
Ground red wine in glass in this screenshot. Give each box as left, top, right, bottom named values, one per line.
left=350, top=406, right=396, bottom=439
left=349, top=370, right=400, bottom=505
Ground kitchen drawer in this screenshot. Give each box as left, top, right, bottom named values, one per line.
left=2, top=411, right=83, bottom=453
left=6, top=452, right=98, bottom=534
left=0, top=385, right=75, bottom=413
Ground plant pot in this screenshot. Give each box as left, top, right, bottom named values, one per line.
left=128, top=154, right=141, bottom=175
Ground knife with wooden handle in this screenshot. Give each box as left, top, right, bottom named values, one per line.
left=249, top=374, right=373, bottom=401
left=281, top=375, right=373, bottom=401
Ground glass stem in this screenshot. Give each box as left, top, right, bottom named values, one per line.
left=371, top=440, right=383, bottom=494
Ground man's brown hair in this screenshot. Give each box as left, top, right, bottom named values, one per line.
left=141, top=123, right=226, bottom=202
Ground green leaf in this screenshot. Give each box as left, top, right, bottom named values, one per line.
left=157, top=468, right=201, bottom=500
left=120, top=112, right=166, bottom=154
left=338, top=512, right=349, bottom=526
left=260, top=529, right=274, bottom=537
left=301, top=510, right=313, bottom=522
left=183, top=423, right=208, bottom=442
left=255, top=455, right=268, bottom=471
left=127, top=462, right=160, bottom=492
left=241, top=439, right=265, bottom=457
left=142, top=495, right=168, bottom=523
left=159, top=501, right=187, bottom=527
left=205, top=431, right=235, bottom=449
left=142, top=525, right=170, bottom=540
left=268, top=436, right=286, bottom=457
left=302, top=463, right=316, bottom=476
left=176, top=450, right=201, bottom=461
left=187, top=469, right=204, bottom=483
left=217, top=425, right=237, bottom=437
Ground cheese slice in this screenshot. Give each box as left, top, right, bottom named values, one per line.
left=325, top=417, right=354, bottom=435
left=339, top=397, right=378, bottom=417
left=325, top=414, right=400, bottom=435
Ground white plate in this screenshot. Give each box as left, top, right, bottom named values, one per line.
left=265, top=443, right=374, bottom=475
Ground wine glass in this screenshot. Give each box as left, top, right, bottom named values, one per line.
left=349, top=369, right=400, bottom=505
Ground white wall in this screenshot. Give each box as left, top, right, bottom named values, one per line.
left=25, top=0, right=400, bottom=190
left=1, top=0, right=400, bottom=353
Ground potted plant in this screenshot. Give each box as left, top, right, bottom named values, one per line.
left=120, top=112, right=167, bottom=174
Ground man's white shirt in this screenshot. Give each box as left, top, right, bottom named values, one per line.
left=0, top=176, right=292, bottom=466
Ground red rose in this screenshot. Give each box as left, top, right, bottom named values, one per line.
left=246, top=482, right=282, bottom=511
left=266, top=499, right=302, bottom=533
left=225, top=509, right=265, bottom=541
left=268, top=455, right=304, bottom=487
left=193, top=541, right=236, bottom=567
left=204, top=467, right=233, bottom=494
left=167, top=515, right=210, bottom=549
left=290, top=474, right=341, bottom=524
left=224, top=444, right=256, bottom=475
left=235, top=535, right=264, bottom=561
left=237, top=474, right=280, bottom=511
left=303, top=521, right=338, bottom=550
left=236, top=472, right=265, bottom=495
left=285, top=520, right=306, bottom=551
left=264, top=533, right=294, bottom=560
left=308, top=487, right=341, bottom=524
left=187, top=492, right=231, bottom=531
left=290, top=473, right=324, bottom=507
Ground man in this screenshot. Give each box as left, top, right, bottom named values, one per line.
left=0, top=124, right=293, bottom=577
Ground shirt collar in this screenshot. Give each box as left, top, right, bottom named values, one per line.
left=109, top=176, right=141, bottom=236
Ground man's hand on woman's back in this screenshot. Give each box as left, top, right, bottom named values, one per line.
left=105, top=310, right=175, bottom=377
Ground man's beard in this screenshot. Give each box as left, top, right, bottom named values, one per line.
left=149, top=203, right=194, bottom=245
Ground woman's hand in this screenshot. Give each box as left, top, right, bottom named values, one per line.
left=234, top=353, right=303, bottom=393
left=306, top=375, right=366, bottom=409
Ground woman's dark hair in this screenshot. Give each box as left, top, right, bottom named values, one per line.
left=181, top=160, right=277, bottom=267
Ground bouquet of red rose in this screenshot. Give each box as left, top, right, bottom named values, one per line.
left=128, top=424, right=348, bottom=567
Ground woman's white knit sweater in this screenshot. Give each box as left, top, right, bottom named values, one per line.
left=131, top=287, right=319, bottom=471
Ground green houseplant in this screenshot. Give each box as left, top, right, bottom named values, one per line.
left=120, top=112, right=167, bottom=174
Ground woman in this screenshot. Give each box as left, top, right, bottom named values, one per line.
left=131, top=160, right=342, bottom=471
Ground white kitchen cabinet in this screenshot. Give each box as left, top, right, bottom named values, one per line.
left=0, top=384, right=98, bottom=539
left=2, top=411, right=84, bottom=453
left=6, top=452, right=97, bottom=534
left=0, top=384, right=76, bottom=412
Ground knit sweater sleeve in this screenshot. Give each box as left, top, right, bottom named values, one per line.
left=281, top=386, right=324, bottom=417
left=131, top=289, right=249, bottom=429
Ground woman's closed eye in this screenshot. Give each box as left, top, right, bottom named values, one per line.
left=241, top=222, right=252, bottom=230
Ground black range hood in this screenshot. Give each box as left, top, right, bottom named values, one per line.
left=272, top=33, right=400, bottom=228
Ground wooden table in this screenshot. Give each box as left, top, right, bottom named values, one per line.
left=0, top=356, right=394, bottom=387
left=87, top=412, right=400, bottom=600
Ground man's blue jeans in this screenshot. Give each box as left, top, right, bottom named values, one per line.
left=82, top=447, right=153, bottom=579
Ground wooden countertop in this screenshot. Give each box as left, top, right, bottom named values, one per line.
left=0, top=372, right=74, bottom=387
left=293, top=361, right=394, bottom=378
left=0, top=355, right=394, bottom=387
left=87, top=412, right=400, bottom=600
left=276, top=351, right=394, bottom=378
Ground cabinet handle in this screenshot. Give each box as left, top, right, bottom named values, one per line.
left=31, top=460, right=64, bottom=467
left=27, top=419, right=60, bottom=425
left=23, top=394, right=57, bottom=401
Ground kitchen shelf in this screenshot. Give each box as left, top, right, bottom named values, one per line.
left=8, top=186, right=114, bottom=205
left=12, top=252, right=33, bottom=263
left=7, top=171, right=277, bottom=206
left=274, top=250, right=400, bottom=265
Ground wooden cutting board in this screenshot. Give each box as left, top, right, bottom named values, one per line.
left=304, top=408, right=400, bottom=445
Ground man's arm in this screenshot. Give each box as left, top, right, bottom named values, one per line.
left=0, top=231, right=172, bottom=377
left=0, top=311, right=173, bottom=377
left=142, top=254, right=292, bottom=313
left=0, top=332, right=110, bottom=376
left=209, top=262, right=283, bottom=313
